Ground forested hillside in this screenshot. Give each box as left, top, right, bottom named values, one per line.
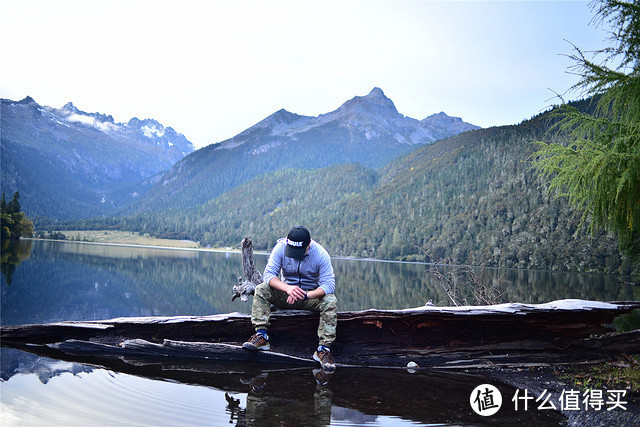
left=73, top=106, right=637, bottom=274
left=365, top=113, right=632, bottom=272
left=126, top=163, right=379, bottom=250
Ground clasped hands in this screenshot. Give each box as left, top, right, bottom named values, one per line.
left=286, top=285, right=307, bottom=304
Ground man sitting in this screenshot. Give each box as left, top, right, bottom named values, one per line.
left=242, top=226, right=338, bottom=371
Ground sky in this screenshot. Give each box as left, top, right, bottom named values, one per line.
left=1, top=0, right=612, bottom=149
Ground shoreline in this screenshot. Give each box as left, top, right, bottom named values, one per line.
left=26, top=237, right=258, bottom=255
left=27, top=237, right=429, bottom=264
left=24, top=234, right=640, bottom=275
left=26, top=232, right=438, bottom=265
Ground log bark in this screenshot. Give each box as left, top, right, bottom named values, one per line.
left=3, top=300, right=640, bottom=369
left=49, top=339, right=316, bottom=366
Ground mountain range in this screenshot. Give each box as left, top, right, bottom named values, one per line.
left=1, top=97, right=194, bottom=219
left=4, top=89, right=635, bottom=274
left=2, top=89, right=476, bottom=219
left=134, top=87, right=479, bottom=211
left=116, top=101, right=637, bottom=274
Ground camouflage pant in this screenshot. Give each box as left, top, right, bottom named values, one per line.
left=251, top=283, right=338, bottom=347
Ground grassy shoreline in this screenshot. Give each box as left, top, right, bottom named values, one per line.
left=34, top=230, right=248, bottom=252
left=60, top=230, right=201, bottom=248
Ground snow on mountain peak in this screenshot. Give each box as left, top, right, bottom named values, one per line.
left=65, top=113, right=121, bottom=133
left=142, top=124, right=165, bottom=138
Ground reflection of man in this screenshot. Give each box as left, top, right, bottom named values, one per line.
left=241, top=370, right=333, bottom=426
left=242, top=226, right=337, bottom=371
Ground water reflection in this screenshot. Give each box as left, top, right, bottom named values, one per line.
left=0, top=239, right=32, bottom=285
left=1, top=239, right=638, bottom=327
left=0, top=348, right=564, bottom=426
left=235, top=370, right=333, bottom=426
left=2, top=240, right=637, bottom=425
left=0, top=348, right=94, bottom=383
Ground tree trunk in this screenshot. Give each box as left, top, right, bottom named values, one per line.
left=232, top=236, right=263, bottom=301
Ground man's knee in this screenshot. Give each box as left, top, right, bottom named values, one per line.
left=319, top=293, right=337, bottom=311
left=254, top=282, right=271, bottom=298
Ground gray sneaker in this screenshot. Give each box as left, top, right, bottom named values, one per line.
left=242, top=333, right=270, bottom=351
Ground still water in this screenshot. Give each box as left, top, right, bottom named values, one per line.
left=1, top=240, right=638, bottom=425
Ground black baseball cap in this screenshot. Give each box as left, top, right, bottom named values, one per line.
left=285, top=226, right=311, bottom=260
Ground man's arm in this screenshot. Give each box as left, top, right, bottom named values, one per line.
left=315, top=247, right=335, bottom=296
left=263, top=242, right=284, bottom=287
left=268, top=276, right=307, bottom=303
left=306, top=287, right=325, bottom=299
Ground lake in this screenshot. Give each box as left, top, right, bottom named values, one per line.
left=1, top=239, right=638, bottom=425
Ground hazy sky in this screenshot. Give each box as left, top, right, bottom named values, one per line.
left=1, top=0, right=610, bottom=148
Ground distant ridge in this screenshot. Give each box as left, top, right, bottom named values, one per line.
left=134, top=88, right=479, bottom=212
left=118, top=102, right=637, bottom=275
left=1, top=97, right=195, bottom=219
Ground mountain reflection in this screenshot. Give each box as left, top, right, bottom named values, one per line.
left=0, top=347, right=564, bottom=426
left=1, top=239, right=637, bottom=327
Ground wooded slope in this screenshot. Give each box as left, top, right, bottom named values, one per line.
left=70, top=105, right=639, bottom=274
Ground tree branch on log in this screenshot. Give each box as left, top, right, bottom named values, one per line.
left=429, top=259, right=506, bottom=306
left=232, top=236, right=263, bottom=301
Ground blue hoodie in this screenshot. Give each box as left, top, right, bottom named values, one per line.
left=263, top=238, right=335, bottom=295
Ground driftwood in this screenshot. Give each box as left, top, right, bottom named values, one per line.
left=3, top=300, right=640, bottom=369
left=232, top=236, right=263, bottom=301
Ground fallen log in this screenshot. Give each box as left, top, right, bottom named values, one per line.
left=3, top=299, right=639, bottom=369
left=48, top=339, right=316, bottom=366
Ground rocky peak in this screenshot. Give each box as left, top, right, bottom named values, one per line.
left=365, top=87, right=386, bottom=99
left=420, top=112, right=480, bottom=138
left=336, top=87, right=400, bottom=118
left=17, top=96, right=37, bottom=105
left=61, top=102, right=78, bottom=112
left=56, top=102, right=114, bottom=124
left=128, top=117, right=161, bottom=127
left=422, top=112, right=472, bottom=126
left=422, top=112, right=463, bottom=123
left=255, top=108, right=308, bottom=129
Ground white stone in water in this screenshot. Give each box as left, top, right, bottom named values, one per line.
left=407, top=361, right=418, bottom=368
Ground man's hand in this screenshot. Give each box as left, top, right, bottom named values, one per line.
left=286, top=285, right=307, bottom=304
left=268, top=277, right=309, bottom=304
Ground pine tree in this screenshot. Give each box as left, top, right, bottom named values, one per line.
left=1, top=194, right=12, bottom=240
left=7, top=192, right=21, bottom=215
left=1, top=192, right=33, bottom=240
left=533, top=0, right=640, bottom=255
